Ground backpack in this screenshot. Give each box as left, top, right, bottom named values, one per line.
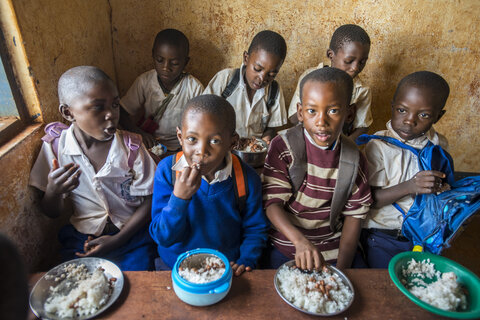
left=41, top=122, right=142, bottom=169
left=171, top=151, right=248, bottom=214
left=356, top=134, right=480, bottom=254
left=279, top=124, right=360, bottom=232
left=221, top=68, right=279, bottom=110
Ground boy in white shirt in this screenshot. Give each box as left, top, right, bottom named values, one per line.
left=203, top=30, right=287, bottom=144
left=29, top=66, right=157, bottom=270
left=120, top=29, right=204, bottom=151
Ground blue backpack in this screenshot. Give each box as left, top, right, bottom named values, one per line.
left=357, top=134, right=480, bottom=254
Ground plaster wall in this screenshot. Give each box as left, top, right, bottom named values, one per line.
left=112, top=0, right=480, bottom=171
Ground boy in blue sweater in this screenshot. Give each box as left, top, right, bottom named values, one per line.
left=150, top=94, right=269, bottom=275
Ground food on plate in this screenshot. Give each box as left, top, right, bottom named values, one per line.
left=276, top=264, right=353, bottom=314
left=401, top=258, right=467, bottom=311
left=234, top=137, right=267, bottom=153
left=178, top=256, right=226, bottom=284
left=149, top=144, right=166, bottom=157
left=43, top=263, right=114, bottom=318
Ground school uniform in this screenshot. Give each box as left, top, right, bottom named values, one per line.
left=288, top=62, right=372, bottom=130
left=203, top=65, right=287, bottom=138
left=29, top=125, right=157, bottom=270
left=121, top=70, right=204, bottom=151
left=262, top=129, right=372, bottom=266
left=361, top=120, right=448, bottom=268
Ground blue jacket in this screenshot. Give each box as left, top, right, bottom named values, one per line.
left=150, top=155, right=269, bottom=268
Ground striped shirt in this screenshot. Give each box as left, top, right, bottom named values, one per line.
left=262, top=132, right=372, bottom=263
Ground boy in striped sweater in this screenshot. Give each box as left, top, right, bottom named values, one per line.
left=262, top=68, right=372, bottom=270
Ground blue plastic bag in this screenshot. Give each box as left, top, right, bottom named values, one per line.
left=357, top=134, right=480, bottom=254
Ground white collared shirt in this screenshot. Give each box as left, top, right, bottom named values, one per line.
left=171, top=152, right=233, bottom=184
left=120, top=69, right=204, bottom=150
left=203, top=65, right=287, bottom=138
left=364, top=121, right=448, bottom=230
left=288, top=62, right=373, bottom=129
left=29, top=125, right=156, bottom=236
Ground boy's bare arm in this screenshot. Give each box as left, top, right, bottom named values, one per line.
left=336, top=216, right=362, bottom=270
left=119, top=107, right=156, bottom=149
left=266, top=203, right=325, bottom=270
left=77, top=196, right=152, bottom=257
left=348, top=127, right=368, bottom=142
left=372, top=170, right=446, bottom=209
left=262, top=127, right=277, bottom=144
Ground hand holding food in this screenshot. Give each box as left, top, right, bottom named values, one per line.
left=45, top=159, right=81, bottom=195
left=173, top=162, right=202, bottom=200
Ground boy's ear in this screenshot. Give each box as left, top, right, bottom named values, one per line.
left=243, top=51, right=249, bottom=66
left=326, top=48, right=334, bottom=60
left=184, top=56, right=190, bottom=67
left=59, top=104, right=74, bottom=122
left=346, top=103, right=357, bottom=124
left=176, top=126, right=183, bottom=146
left=435, top=109, right=446, bottom=123
left=229, top=132, right=239, bottom=150
left=296, top=102, right=304, bottom=123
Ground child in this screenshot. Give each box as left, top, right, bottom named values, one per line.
left=203, top=30, right=287, bottom=144
left=288, top=24, right=371, bottom=142
left=149, top=94, right=269, bottom=276
left=262, top=68, right=372, bottom=271
left=29, top=66, right=157, bottom=271
left=360, top=71, right=449, bottom=268
left=120, top=29, right=204, bottom=151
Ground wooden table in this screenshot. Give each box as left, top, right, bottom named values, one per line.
left=29, top=269, right=454, bottom=319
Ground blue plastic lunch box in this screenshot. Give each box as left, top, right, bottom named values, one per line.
left=171, top=248, right=233, bottom=306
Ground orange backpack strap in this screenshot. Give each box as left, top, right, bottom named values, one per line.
left=231, top=154, right=248, bottom=214
left=171, top=151, right=184, bottom=184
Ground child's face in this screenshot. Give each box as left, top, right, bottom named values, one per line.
left=297, top=81, right=350, bottom=147
left=177, top=110, right=238, bottom=181
left=153, top=43, right=189, bottom=89
left=243, top=49, right=283, bottom=91
left=61, top=80, right=120, bottom=141
left=391, top=85, right=444, bottom=141
left=327, top=41, right=370, bottom=79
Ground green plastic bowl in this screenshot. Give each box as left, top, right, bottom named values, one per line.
left=388, top=251, right=480, bottom=319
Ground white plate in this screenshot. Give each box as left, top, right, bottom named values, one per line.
left=29, top=257, right=124, bottom=320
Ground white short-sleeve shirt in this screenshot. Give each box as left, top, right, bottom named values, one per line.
left=203, top=66, right=287, bottom=138
left=29, top=125, right=156, bottom=236
left=288, top=62, right=373, bottom=129
left=121, top=69, right=204, bottom=150
left=364, top=121, right=448, bottom=230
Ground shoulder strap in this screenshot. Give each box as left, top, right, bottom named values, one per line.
left=221, top=68, right=241, bottom=99
left=330, top=135, right=360, bottom=232
left=41, top=122, right=69, bottom=157
left=356, top=134, right=420, bottom=155
left=171, top=151, right=184, bottom=184
left=122, top=131, right=142, bottom=169
left=266, top=80, right=279, bottom=110
left=231, top=154, right=248, bottom=214
left=279, top=124, right=307, bottom=192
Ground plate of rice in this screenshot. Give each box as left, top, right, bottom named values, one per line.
left=29, top=257, right=124, bottom=319
left=389, top=251, right=480, bottom=319
left=274, top=260, right=355, bottom=316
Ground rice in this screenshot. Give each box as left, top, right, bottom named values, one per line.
left=149, top=144, right=166, bottom=156
left=276, top=265, right=353, bottom=314
left=44, top=263, right=113, bottom=318
left=179, top=256, right=225, bottom=284
left=401, top=258, right=467, bottom=311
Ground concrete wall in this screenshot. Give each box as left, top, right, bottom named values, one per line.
left=0, top=0, right=114, bottom=271
left=112, top=0, right=480, bottom=171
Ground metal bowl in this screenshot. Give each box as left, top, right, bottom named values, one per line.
left=29, top=257, right=124, bottom=320
left=232, top=138, right=268, bottom=168
left=274, top=260, right=355, bottom=316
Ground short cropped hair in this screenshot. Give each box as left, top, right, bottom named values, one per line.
left=182, top=95, right=236, bottom=134
left=299, top=67, right=354, bottom=104
left=58, top=66, right=113, bottom=105
left=248, top=30, right=287, bottom=61
left=153, top=28, right=189, bottom=55
left=329, top=24, right=371, bottom=53
left=393, top=71, right=450, bottom=110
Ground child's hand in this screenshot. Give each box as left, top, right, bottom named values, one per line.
left=75, top=235, right=116, bottom=258
left=409, top=170, right=446, bottom=195
left=173, top=163, right=202, bottom=200
left=294, top=237, right=326, bottom=271
left=45, top=159, right=81, bottom=195
left=230, top=261, right=252, bottom=276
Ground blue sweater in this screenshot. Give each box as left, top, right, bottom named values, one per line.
left=150, top=155, right=269, bottom=269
